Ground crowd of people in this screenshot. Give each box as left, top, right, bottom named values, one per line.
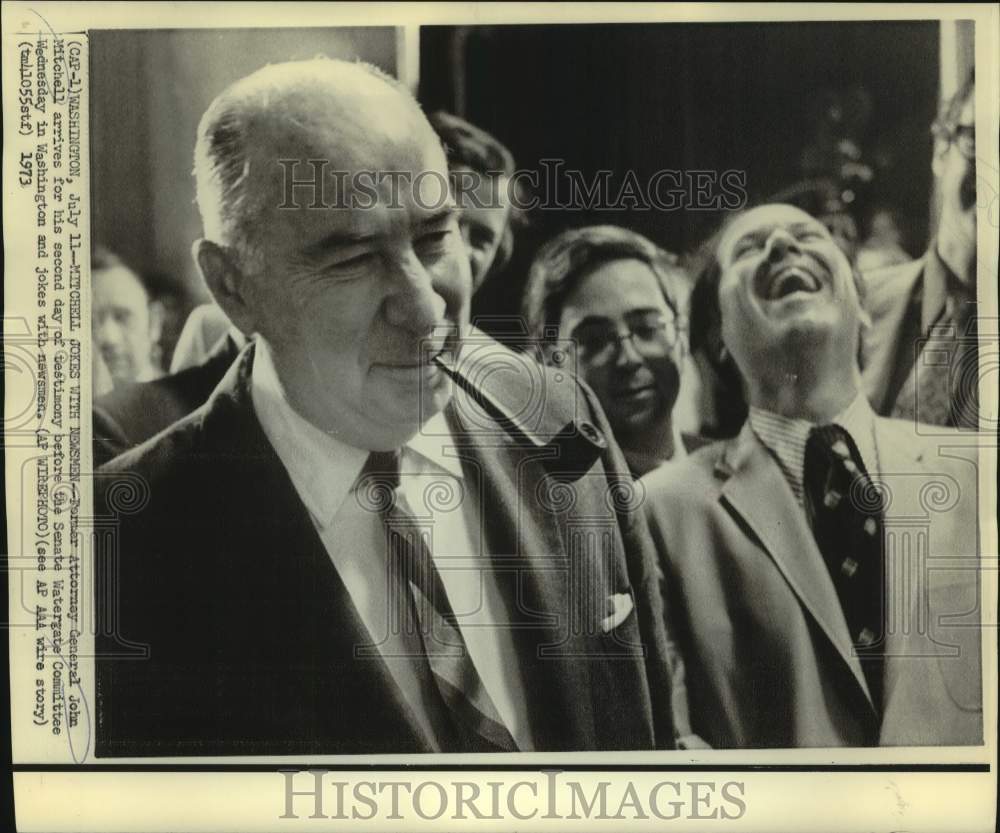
left=90, top=58, right=981, bottom=754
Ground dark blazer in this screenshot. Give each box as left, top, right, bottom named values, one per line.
left=623, top=432, right=713, bottom=480
left=644, top=419, right=982, bottom=748
left=92, top=334, right=241, bottom=466
left=95, top=336, right=680, bottom=756
left=860, top=257, right=924, bottom=416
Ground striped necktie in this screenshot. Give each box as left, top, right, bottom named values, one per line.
left=362, top=450, right=519, bottom=752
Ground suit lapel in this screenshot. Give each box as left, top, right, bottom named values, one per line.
left=718, top=424, right=876, bottom=712
left=870, top=415, right=925, bottom=472
left=442, top=336, right=617, bottom=749
left=201, top=346, right=431, bottom=751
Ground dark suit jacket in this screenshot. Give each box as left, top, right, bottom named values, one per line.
left=92, top=335, right=241, bottom=466
left=644, top=420, right=982, bottom=748
left=860, top=257, right=925, bottom=416
left=623, top=432, right=712, bottom=480
left=95, top=336, right=680, bottom=756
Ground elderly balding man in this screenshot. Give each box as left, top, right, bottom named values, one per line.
left=95, top=59, right=683, bottom=756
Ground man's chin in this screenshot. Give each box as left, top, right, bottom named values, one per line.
left=370, top=374, right=454, bottom=427
left=761, top=302, right=845, bottom=339
left=102, top=355, right=131, bottom=378
left=609, top=400, right=666, bottom=438
left=418, top=381, right=454, bottom=423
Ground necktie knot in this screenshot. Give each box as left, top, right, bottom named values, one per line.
left=357, top=449, right=402, bottom=513
left=806, top=423, right=885, bottom=516
left=808, top=423, right=853, bottom=460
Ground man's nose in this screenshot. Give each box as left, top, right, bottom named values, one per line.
left=95, top=316, right=122, bottom=347
left=382, top=260, right=446, bottom=334
left=765, top=229, right=800, bottom=262
left=614, top=333, right=644, bottom=368
left=458, top=225, right=482, bottom=266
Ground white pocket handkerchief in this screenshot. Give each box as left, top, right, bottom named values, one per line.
left=600, top=592, right=634, bottom=632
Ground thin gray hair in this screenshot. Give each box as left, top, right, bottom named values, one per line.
left=192, top=57, right=424, bottom=274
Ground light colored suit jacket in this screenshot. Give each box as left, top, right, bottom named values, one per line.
left=643, top=417, right=982, bottom=748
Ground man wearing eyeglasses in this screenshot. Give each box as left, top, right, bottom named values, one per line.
left=522, top=225, right=701, bottom=478
left=861, top=70, right=979, bottom=429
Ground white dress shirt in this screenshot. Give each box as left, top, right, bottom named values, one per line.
left=748, top=392, right=881, bottom=506
left=250, top=341, right=533, bottom=750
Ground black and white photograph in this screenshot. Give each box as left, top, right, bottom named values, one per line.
left=4, top=2, right=998, bottom=830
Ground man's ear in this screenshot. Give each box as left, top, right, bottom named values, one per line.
left=192, top=239, right=256, bottom=336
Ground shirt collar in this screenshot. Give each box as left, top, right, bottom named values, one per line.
left=832, top=392, right=878, bottom=476
left=250, top=340, right=462, bottom=528
left=748, top=391, right=878, bottom=505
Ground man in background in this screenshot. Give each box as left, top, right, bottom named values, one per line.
left=523, top=225, right=700, bottom=477
left=91, top=246, right=162, bottom=387
left=856, top=205, right=911, bottom=272
left=645, top=203, right=981, bottom=747
left=91, top=309, right=244, bottom=465
left=862, top=71, right=979, bottom=429
left=429, top=111, right=517, bottom=293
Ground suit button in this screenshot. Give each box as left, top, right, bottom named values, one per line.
left=578, top=420, right=607, bottom=449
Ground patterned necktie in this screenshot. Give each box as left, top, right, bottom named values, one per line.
left=362, top=450, right=518, bottom=752
left=891, top=293, right=978, bottom=429
left=803, top=425, right=886, bottom=713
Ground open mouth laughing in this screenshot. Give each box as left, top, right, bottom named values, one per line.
left=755, top=260, right=828, bottom=302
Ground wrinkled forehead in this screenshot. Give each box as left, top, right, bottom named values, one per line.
left=719, top=204, right=828, bottom=258
left=251, top=94, right=449, bottom=202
